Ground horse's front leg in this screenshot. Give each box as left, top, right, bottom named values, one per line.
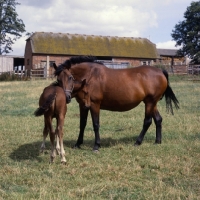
left=46, top=117, right=56, bottom=163
left=40, top=120, right=49, bottom=153
left=56, top=117, right=66, bottom=164
left=74, top=104, right=89, bottom=148
left=90, top=104, right=101, bottom=151
left=55, top=134, right=61, bottom=155
left=40, top=116, right=50, bottom=153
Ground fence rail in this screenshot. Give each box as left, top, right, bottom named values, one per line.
left=0, top=68, right=55, bottom=80
left=1, top=64, right=200, bottom=81
left=187, top=65, right=200, bottom=75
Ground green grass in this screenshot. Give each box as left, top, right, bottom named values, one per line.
left=0, top=77, right=199, bottom=200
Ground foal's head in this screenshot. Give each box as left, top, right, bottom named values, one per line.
left=53, top=63, right=74, bottom=103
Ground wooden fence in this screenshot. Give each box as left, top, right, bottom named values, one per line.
left=0, top=68, right=55, bottom=80
left=148, top=64, right=188, bottom=75
left=1, top=64, right=200, bottom=81
left=187, top=65, right=200, bottom=75
left=172, top=65, right=187, bottom=74
left=30, top=67, right=55, bottom=79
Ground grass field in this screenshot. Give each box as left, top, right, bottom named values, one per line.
left=0, top=76, right=199, bottom=199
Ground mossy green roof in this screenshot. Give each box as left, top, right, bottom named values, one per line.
left=29, top=32, right=158, bottom=59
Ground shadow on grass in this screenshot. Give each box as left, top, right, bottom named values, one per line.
left=64, top=135, right=139, bottom=149
left=9, top=135, right=140, bottom=162
left=9, top=141, right=44, bottom=162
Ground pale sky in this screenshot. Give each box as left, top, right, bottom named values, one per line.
left=9, top=0, right=193, bottom=56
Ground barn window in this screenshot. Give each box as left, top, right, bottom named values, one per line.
left=142, top=61, right=146, bottom=65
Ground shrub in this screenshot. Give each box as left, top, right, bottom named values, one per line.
left=0, top=72, right=28, bottom=81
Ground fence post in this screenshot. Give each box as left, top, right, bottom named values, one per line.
left=46, top=56, right=49, bottom=79
left=24, top=70, right=27, bottom=78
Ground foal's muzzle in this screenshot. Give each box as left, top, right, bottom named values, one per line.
left=64, top=90, right=72, bottom=104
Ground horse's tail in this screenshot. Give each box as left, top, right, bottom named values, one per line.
left=34, top=92, right=57, bottom=117
left=162, top=70, right=179, bottom=115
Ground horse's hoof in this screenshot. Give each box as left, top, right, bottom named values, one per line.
left=93, top=149, right=99, bottom=153
left=134, top=141, right=142, bottom=146
left=72, top=144, right=81, bottom=149
left=49, top=161, right=54, bottom=164
left=61, top=161, right=67, bottom=165
left=40, top=147, right=45, bottom=153
left=93, top=145, right=100, bottom=152
left=154, top=140, right=161, bottom=144
left=40, top=150, right=44, bottom=154
left=56, top=149, right=61, bottom=155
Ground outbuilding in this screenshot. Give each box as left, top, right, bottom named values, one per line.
left=0, top=55, right=24, bottom=74
left=24, top=32, right=158, bottom=72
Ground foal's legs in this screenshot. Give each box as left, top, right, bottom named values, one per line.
left=40, top=119, right=49, bottom=153
left=55, top=134, right=60, bottom=155
left=46, top=117, right=56, bottom=163
left=74, top=104, right=89, bottom=148
left=56, top=116, right=66, bottom=164
left=134, top=102, right=154, bottom=145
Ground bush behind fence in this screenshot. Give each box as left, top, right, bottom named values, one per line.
left=0, top=68, right=55, bottom=81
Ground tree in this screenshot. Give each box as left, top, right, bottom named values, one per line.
left=171, top=1, right=200, bottom=64
left=0, top=0, right=25, bottom=54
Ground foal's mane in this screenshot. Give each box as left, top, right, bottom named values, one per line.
left=54, top=56, right=103, bottom=76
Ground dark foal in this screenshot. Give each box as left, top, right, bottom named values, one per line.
left=34, top=76, right=88, bottom=163
left=34, top=85, right=68, bottom=163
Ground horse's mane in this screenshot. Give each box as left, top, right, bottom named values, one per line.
left=50, top=81, right=59, bottom=86
left=54, top=55, right=103, bottom=76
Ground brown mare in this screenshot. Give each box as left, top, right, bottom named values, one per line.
left=54, top=56, right=179, bottom=151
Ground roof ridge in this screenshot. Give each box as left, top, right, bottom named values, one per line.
left=32, top=31, right=149, bottom=41
left=29, top=32, right=158, bottom=58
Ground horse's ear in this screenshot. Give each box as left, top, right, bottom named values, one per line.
left=53, top=63, right=57, bottom=70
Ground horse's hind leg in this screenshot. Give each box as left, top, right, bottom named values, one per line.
left=152, top=107, right=162, bottom=144
left=134, top=103, right=153, bottom=145
left=134, top=117, right=152, bottom=145
left=40, top=117, right=49, bottom=153
left=55, top=134, right=61, bottom=155
left=47, top=117, right=56, bottom=163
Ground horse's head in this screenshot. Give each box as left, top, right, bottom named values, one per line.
left=53, top=63, right=74, bottom=103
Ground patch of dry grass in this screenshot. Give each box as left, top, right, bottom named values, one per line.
left=0, top=77, right=199, bottom=199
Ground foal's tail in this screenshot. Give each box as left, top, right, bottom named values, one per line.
left=34, top=93, right=56, bottom=117
left=162, top=70, right=179, bottom=115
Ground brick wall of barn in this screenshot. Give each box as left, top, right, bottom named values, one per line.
left=31, top=55, right=70, bottom=69
left=25, top=50, right=155, bottom=72
left=113, top=57, right=154, bottom=67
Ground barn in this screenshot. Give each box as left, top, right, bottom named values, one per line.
left=24, top=32, right=158, bottom=72
left=0, top=55, right=24, bottom=74
left=157, top=48, right=187, bottom=74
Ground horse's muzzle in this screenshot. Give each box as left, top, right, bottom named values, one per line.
left=65, top=91, right=71, bottom=104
